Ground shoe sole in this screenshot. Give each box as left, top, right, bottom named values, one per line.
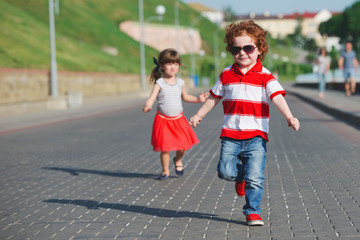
left=158, top=174, right=169, bottom=180
left=247, top=220, right=264, bottom=226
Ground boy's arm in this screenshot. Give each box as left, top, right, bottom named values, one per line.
left=189, top=95, right=220, bottom=128
left=143, top=84, right=160, bottom=112
left=354, top=58, right=359, bottom=73
left=272, top=94, right=300, bottom=131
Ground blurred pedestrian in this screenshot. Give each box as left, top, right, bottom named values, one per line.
left=315, top=47, right=330, bottom=98
left=143, top=48, right=209, bottom=180
left=189, top=20, right=300, bottom=226
left=338, top=41, right=358, bottom=96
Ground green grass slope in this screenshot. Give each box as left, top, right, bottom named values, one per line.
left=0, top=0, right=223, bottom=74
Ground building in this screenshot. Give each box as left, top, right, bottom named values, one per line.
left=236, top=10, right=341, bottom=50
left=187, top=2, right=224, bottom=27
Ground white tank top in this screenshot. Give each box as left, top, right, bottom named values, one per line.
left=156, top=78, right=184, bottom=117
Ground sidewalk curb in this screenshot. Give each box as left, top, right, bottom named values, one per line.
left=287, top=90, right=360, bottom=129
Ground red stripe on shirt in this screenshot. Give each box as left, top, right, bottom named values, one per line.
left=222, top=100, right=269, bottom=118
left=270, top=90, right=286, bottom=100
left=210, top=90, right=222, bottom=99
left=221, top=128, right=269, bottom=141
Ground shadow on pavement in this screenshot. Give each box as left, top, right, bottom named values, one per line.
left=43, top=199, right=246, bottom=225
left=297, top=118, right=340, bottom=123
left=42, top=167, right=159, bottom=179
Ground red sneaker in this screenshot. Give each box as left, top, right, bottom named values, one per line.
left=246, top=214, right=264, bottom=226
left=235, top=181, right=245, bottom=197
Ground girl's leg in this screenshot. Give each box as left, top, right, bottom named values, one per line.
left=174, top=150, right=186, bottom=169
left=160, top=151, right=170, bottom=176
left=318, top=74, right=325, bottom=98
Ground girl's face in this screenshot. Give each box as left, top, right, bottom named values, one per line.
left=162, top=62, right=179, bottom=78
left=231, top=35, right=261, bottom=71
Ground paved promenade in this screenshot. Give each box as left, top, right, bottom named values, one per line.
left=0, top=83, right=360, bottom=239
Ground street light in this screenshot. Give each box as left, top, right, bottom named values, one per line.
left=214, top=29, right=219, bottom=80
left=48, top=0, right=59, bottom=97
left=155, top=5, right=166, bottom=19
left=189, top=15, right=205, bottom=85
left=138, top=1, right=166, bottom=91
left=174, top=0, right=180, bottom=51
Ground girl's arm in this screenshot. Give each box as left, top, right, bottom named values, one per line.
left=272, top=94, right=300, bottom=131
left=325, top=57, right=330, bottom=74
left=143, top=84, right=160, bottom=112
left=189, top=95, right=220, bottom=128
left=181, top=87, right=209, bottom=103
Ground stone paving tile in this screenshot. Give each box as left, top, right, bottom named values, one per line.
left=1, top=95, right=360, bottom=239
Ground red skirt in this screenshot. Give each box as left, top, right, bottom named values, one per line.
left=151, top=112, right=200, bottom=152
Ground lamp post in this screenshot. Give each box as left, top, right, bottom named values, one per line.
left=214, top=30, right=219, bottom=80
left=174, top=0, right=180, bottom=51
left=189, top=15, right=205, bottom=85
left=47, top=0, right=68, bottom=110
left=138, top=1, right=165, bottom=91
left=48, top=0, right=58, bottom=97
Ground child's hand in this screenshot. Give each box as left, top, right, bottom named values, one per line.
left=189, top=114, right=202, bottom=128
left=287, top=116, right=300, bottom=131
left=199, top=92, right=210, bottom=102
left=143, top=104, right=152, bottom=112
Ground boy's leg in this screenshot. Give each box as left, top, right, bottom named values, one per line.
left=241, top=137, right=267, bottom=216
left=344, top=70, right=351, bottom=96
left=350, top=77, right=356, bottom=94
left=345, top=82, right=351, bottom=96
left=217, top=138, right=243, bottom=181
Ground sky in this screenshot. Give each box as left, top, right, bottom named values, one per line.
left=182, top=0, right=359, bottom=15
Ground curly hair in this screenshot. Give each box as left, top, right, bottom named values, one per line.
left=224, top=20, right=268, bottom=61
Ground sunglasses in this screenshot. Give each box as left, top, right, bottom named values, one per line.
left=230, top=45, right=257, bottom=55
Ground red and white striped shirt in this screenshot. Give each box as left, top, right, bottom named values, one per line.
left=210, top=59, right=286, bottom=141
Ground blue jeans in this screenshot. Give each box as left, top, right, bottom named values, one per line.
left=318, top=73, right=326, bottom=93
left=217, top=136, right=267, bottom=215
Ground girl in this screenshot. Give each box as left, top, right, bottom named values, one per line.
left=143, top=48, right=208, bottom=180
left=315, top=47, right=330, bottom=98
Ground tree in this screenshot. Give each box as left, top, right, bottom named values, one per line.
left=319, top=1, right=360, bottom=52
left=318, top=14, right=343, bottom=38
left=223, top=6, right=237, bottom=22
left=328, top=46, right=340, bottom=71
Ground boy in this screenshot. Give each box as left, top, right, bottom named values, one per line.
left=189, top=20, right=300, bottom=226
left=338, top=41, right=358, bottom=96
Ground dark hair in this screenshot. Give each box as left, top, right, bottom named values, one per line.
left=224, top=20, right=268, bottom=61
left=150, top=48, right=184, bottom=83
left=318, top=47, right=327, bottom=55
